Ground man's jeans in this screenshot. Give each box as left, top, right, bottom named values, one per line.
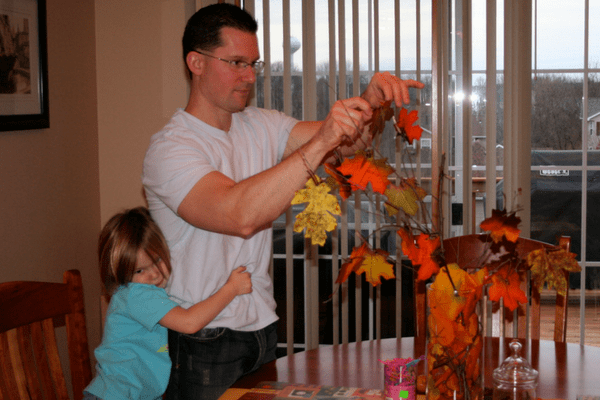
left=165, top=321, right=277, bottom=400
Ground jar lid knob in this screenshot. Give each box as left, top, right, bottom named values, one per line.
left=510, top=339, right=522, bottom=357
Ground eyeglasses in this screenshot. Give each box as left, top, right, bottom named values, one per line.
left=195, top=50, right=265, bottom=74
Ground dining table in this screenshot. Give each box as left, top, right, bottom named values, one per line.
left=233, top=337, right=600, bottom=399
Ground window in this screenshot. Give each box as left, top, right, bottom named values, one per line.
left=249, top=0, right=600, bottom=350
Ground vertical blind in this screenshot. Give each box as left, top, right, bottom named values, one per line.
left=252, top=0, right=531, bottom=353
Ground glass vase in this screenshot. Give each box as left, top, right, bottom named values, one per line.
left=426, top=279, right=484, bottom=400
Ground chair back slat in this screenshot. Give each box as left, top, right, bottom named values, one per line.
left=4, top=330, right=29, bottom=399
left=14, top=325, right=45, bottom=400
left=530, top=279, right=542, bottom=340
left=42, top=318, right=70, bottom=400
left=30, top=321, right=57, bottom=400
left=0, top=332, right=21, bottom=399
left=552, top=236, right=571, bottom=342
left=64, top=272, right=92, bottom=396
left=0, top=270, right=92, bottom=400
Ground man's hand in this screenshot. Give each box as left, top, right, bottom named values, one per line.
left=309, top=97, right=373, bottom=155
left=362, top=71, right=425, bottom=109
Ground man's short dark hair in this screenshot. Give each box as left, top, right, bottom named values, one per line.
left=182, top=3, right=258, bottom=63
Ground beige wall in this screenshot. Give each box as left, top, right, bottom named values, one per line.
left=96, top=0, right=190, bottom=225
left=0, top=0, right=102, bottom=362
left=1, top=0, right=193, bottom=375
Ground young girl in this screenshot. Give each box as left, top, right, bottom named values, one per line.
left=83, top=207, right=252, bottom=400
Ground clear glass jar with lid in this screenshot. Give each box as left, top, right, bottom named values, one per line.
left=492, top=339, right=539, bottom=400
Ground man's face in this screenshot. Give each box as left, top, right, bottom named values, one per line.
left=199, top=27, right=260, bottom=115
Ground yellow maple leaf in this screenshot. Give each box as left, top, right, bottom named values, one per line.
left=292, top=179, right=341, bottom=246
left=427, top=264, right=485, bottom=351
left=355, top=248, right=395, bottom=286
left=528, top=247, right=581, bottom=296
left=385, top=178, right=427, bottom=216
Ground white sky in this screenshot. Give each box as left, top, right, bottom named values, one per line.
left=254, top=0, right=600, bottom=73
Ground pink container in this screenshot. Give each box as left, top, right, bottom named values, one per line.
left=381, top=357, right=422, bottom=400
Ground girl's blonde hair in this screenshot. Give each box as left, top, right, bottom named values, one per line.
left=98, top=207, right=172, bottom=296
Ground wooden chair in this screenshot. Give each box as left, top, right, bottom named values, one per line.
left=0, top=269, right=93, bottom=400
left=414, top=234, right=571, bottom=342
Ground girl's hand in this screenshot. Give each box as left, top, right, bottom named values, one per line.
left=227, top=266, right=253, bottom=295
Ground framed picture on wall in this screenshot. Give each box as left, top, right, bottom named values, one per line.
left=0, top=0, right=48, bottom=131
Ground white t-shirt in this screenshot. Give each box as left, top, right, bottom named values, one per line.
left=142, top=107, right=298, bottom=331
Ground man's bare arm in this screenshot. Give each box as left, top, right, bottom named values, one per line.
left=178, top=97, right=371, bottom=237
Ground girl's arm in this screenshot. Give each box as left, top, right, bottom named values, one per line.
left=159, top=266, right=252, bottom=334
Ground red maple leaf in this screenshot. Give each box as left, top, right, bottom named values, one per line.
left=479, top=209, right=521, bottom=243
left=335, top=152, right=393, bottom=195
left=488, top=265, right=527, bottom=311
left=415, top=234, right=442, bottom=281
left=395, top=108, right=423, bottom=145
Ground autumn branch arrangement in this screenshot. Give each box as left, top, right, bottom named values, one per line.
left=291, top=100, right=580, bottom=400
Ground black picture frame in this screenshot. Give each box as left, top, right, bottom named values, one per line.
left=0, top=0, right=49, bottom=131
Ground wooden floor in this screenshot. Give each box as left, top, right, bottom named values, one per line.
left=539, top=290, right=600, bottom=346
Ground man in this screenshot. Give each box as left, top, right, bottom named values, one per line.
left=142, top=4, right=424, bottom=400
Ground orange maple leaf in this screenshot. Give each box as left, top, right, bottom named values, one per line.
left=397, top=228, right=419, bottom=261
left=336, top=242, right=369, bottom=285
left=479, top=209, right=521, bottom=243
left=337, top=243, right=395, bottom=287
left=335, top=152, right=394, bottom=195
left=397, top=229, right=441, bottom=281
left=355, top=248, right=395, bottom=286
left=427, top=264, right=483, bottom=348
left=429, top=263, right=469, bottom=321
left=460, top=267, right=487, bottom=318
left=369, top=100, right=394, bottom=137
left=427, top=306, right=456, bottom=347
left=465, top=335, right=483, bottom=381
left=487, top=265, right=527, bottom=311
left=395, top=108, right=423, bottom=145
